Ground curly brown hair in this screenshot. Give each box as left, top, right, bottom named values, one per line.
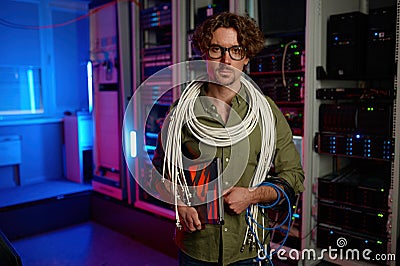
left=191, top=12, right=265, bottom=60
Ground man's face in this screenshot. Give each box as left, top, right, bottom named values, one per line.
left=206, top=27, right=249, bottom=87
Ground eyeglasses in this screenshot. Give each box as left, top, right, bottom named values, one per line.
left=207, top=45, right=246, bottom=61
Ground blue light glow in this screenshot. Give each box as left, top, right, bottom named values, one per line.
left=86, top=61, right=93, bottom=113
left=130, top=131, right=137, bottom=158
left=145, top=145, right=156, bottom=151
left=145, top=132, right=159, bottom=139
left=27, top=69, right=35, bottom=112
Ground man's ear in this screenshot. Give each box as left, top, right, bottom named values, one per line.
left=243, top=59, right=250, bottom=71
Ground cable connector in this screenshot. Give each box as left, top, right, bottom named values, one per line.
left=176, top=221, right=182, bottom=230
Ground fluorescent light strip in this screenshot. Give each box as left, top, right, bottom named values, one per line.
left=87, top=61, right=93, bottom=113
left=27, top=69, right=35, bottom=112
left=130, top=131, right=137, bottom=158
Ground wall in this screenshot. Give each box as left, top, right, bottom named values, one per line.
left=52, top=6, right=91, bottom=113
left=0, top=120, right=64, bottom=187
left=0, top=0, right=90, bottom=188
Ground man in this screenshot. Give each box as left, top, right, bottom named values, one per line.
left=152, top=12, right=304, bottom=265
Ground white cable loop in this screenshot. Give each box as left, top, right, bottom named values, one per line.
left=162, top=76, right=276, bottom=231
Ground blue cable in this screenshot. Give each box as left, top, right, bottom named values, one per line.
left=245, top=182, right=293, bottom=264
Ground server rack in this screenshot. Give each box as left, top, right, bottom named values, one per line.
left=90, top=1, right=132, bottom=201
left=303, top=1, right=399, bottom=265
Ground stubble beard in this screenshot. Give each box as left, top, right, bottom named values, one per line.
left=213, top=64, right=238, bottom=87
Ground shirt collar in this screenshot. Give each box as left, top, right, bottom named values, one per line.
left=198, top=82, right=248, bottom=112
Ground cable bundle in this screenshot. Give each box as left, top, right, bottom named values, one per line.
left=161, top=74, right=277, bottom=237
left=243, top=182, right=292, bottom=265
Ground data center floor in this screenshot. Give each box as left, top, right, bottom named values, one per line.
left=12, top=221, right=177, bottom=266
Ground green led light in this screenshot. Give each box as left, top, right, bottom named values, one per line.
left=294, top=51, right=300, bottom=55
left=378, top=213, right=384, bottom=218
left=381, top=188, right=384, bottom=192
left=294, top=83, right=299, bottom=87
left=292, top=205, right=296, bottom=209
left=377, top=241, right=383, bottom=244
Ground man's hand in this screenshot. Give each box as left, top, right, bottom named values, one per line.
left=177, top=205, right=202, bottom=232
left=224, top=186, right=279, bottom=214
left=223, top=187, right=253, bottom=214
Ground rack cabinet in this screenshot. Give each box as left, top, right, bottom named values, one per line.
left=123, top=1, right=400, bottom=264
left=302, top=1, right=399, bottom=265
left=90, top=0, right=132, bottom=201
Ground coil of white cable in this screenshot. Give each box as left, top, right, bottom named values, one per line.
left=161, top=75, right=276, bottom=232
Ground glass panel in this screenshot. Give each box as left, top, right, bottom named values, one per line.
left=0, top=65, right=43, bottom=115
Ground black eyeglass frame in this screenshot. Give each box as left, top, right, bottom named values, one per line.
left=207, top=45, right=247, bottom=61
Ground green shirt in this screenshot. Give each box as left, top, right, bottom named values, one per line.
left=153, top=83, right=304, bottom=265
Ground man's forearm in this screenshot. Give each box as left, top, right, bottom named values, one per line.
left=249, top=185, right=280, bottom=204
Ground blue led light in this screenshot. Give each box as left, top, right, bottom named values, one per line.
left=145, top=145, right=156, bottom=151
left=145, top=132, right=159, bottom=139
left=356, top=134, right=361, bottom=139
